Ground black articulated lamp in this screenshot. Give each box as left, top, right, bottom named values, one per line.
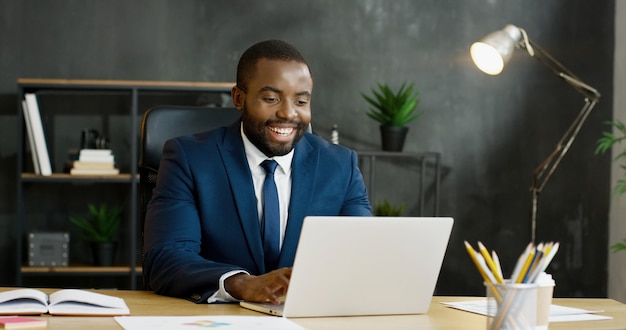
left=470, top=24, right=601, bottom=243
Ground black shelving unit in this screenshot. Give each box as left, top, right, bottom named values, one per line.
left=357, top=151, right=441, bottom=216
left=15, top=78, right=234, bottom=289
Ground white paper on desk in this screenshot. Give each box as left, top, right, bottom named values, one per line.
left=114, top=315, right=304, bottom=330
left=441, top=300, right=613, bottom=322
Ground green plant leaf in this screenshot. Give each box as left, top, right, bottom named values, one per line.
left=373, top=199, right=405, bottom=216
left=615, top=179, right=626, bottom=196
left=596, top=120, right=626, bottom=254
left=362, top=82, right=421, bottom=127
left=69, top=203, right=122, bottom=243
left=610, top=239, right=626, bottom=253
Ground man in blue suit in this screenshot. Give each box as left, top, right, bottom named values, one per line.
left=144, top=40, right=371, bottom=304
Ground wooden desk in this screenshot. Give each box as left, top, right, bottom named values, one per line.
left=3, top=289, right=625, bottom=329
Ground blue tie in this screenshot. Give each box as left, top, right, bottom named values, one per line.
left=261, top=159, right=280, bottom=271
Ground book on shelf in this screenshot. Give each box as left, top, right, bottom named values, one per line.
left=79, top=148, right=113, bottom=157
left=0, top=288, right=130, bottom=316
left=67, top=148, right=119, bottom=175
left=78, top=155, right=114, bottom=164
left=78, top=154, right=115, bottom=163
left=0, top=316, right=47, bottom=329
left=70, top=167, right=120, bottom=176
left=72, top=160, right=116, bottom=169
left=23, top=94, right=52, bottom=176
left=21, top=100, right=40, bottom=175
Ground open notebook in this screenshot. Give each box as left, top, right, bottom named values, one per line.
left=240, top=216, right=454, bottom=317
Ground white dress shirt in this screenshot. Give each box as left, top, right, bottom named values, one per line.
left=207, top=123, right=294, bottom=303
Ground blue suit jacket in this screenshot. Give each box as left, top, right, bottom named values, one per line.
left=144, top=120, right=371, bottom=303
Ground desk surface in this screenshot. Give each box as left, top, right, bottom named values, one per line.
left=3, top=288, right=625, bottom=329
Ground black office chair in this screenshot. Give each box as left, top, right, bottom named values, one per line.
left=138, top=105, right=241, bottom=289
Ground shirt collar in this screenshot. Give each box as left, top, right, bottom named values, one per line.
left=241, top=122, right=294, bottom=174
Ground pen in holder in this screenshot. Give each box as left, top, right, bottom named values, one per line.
left=485, top=281, right=538, bottom=330
left=464, top=241, right=559, bottom=330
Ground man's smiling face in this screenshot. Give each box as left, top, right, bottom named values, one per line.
left=234, top=58, right=313, bottom=157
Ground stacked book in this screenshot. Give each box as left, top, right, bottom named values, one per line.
left=70, top=149, right=120, bottom=175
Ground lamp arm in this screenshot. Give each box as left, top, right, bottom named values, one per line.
left=530, top=99, right=599, bottom=194
left=524, top=39, right=601, bottom=100
left=529, top=98, right=598, bottom=242
left=517, top=37, right=601, bottom=242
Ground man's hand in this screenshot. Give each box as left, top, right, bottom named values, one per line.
left=225, top=267, right=292, bottom=304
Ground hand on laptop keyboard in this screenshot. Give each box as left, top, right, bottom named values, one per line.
left=225, top=267, right=292, bottom=304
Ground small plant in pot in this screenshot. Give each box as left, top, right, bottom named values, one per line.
left=69, top=203, right=122, bottom=266
left=373, top=199, right=405, bottom=216
left=362, top=82, right=421, bottom=151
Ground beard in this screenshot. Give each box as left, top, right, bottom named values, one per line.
left=241, top=104, right=307, bottom=157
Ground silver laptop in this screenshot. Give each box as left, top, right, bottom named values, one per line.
left=240, top=216, right=453, bottom=317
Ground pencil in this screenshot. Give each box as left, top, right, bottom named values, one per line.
left=492, top=250, right=503, bottom=281
left=522, top=242, right=544, bottom=283
left=477, top=241, right=504, bottom=284
left=464, top=241, right=502, bottom=303
left=527, top=242, right=552, bottom=282
left=476, top=254, right=498, bottom=284
left=464, top=241, right=491, bottom=283
left=529, top=242, right=559, bottom=283
left=515, top=248, right=535, bottom=283
left=510, top=243, right=532, bottom=282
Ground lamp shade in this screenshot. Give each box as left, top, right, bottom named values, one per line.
left=470, top=24, right=523, bottom=75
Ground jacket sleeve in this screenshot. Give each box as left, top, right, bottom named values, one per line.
left=143, top=137, right=244, bottom=303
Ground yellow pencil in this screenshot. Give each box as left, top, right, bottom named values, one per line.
left=524, top=242, right=545, bottom=283
left=510, top=243, right=532, bottom=282
left=464, top=241, right=491, bottom=283
left=492, top=250, right=503, bottom=281
left=527, top=242, right=551, bottom=282
left=477, top=241, right=504, bottom=284
left=464, top=241, right=502, bottom=302
left=529, top=242, right=560, bottom=283
left=515, top=248, right=536, bottom=283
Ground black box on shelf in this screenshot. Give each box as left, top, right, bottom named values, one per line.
left=28, top=232, right=70, bottom=267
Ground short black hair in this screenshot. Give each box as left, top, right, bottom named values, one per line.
left=236, top=39, right=312, bottom=91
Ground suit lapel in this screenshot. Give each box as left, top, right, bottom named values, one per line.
left=220, top=126, right=318, bottom=271
left=279, top=135, right=317, bottom=267
left=220, top=122, right=265, bottom=273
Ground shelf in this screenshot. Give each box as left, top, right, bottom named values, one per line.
left=21, top=173, right=137, bottom=182
left=357, top=150, right=439, bottom=158
left=357, top=151, right=441, bottom=216
left=21, top=173, right=137, bottom=183
left=21, top=266, right=142, bottom=275
left=18, top=78, right=235, bottom=92
left=15, top=78, right=235, bottom=290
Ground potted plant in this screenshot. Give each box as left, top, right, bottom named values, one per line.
left=362, top=82, right=421, bottom=151
left=69, top=203, right=122, bottom=266
left=596, top=120, right=626, bottom=253
left=373, top=199, right=405, bottom=216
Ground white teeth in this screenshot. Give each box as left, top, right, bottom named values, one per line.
left=269, top=127, right=293, bottom=135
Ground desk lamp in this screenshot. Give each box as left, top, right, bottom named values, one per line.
left=470, top=24, right=601, bottom=243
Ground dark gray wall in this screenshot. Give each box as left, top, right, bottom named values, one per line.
left=0, top=0, right=615, bottom=296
